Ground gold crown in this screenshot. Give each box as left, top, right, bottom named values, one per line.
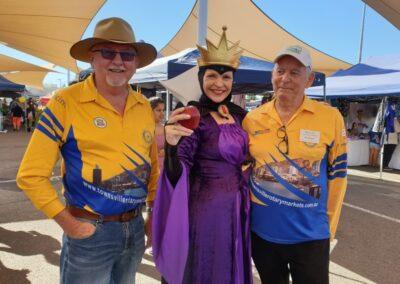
left=197, top=26, right=243, bottom=69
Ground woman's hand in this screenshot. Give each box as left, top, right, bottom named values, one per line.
left=164, top=107, right=194, bottom=146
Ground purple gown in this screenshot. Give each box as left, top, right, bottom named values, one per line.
left=153, top=114, right=252, bottom=284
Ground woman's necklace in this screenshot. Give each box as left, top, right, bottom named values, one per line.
left=217, top=104, right=230, bottom=120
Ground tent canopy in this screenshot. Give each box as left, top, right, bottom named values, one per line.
left=331, top=63, right=399, bottom=77
left=133, top=47, right=326, bottom=104
left=364, top=54, right=400, bottom=70
left=363, top=0, right=400, bottom=30
left=0, top=75, right=25, bottom=92
left=132, top=48, right=325, bottom=87
left=132, top=48, right=194, bottom=84
left=0, top=0, right=106, bottom=72
left=306, top=63, right=400, bottom=99
left=161, top=0, right=351, bottom=75
left=167, top=49, right=325, bottom=86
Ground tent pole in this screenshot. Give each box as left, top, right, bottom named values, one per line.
left=358, top=3, right=367, bottom=63
left=198, top=0, right=208, bottom=46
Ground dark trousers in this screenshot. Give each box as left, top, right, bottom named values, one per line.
left=251, top=232, right=330, bottom=284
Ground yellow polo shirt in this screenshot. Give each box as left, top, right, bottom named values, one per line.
left=243, top=96, right=347, bottom=243
left=17, top=75, right=159, bottom=218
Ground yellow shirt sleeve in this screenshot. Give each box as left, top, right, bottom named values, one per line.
left=327, top=110, right=348, bottom=239
left=146, top=127, right=160, bottom=204
left=16, top=93, right=66, bottom=218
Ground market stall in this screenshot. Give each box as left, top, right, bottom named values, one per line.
left=306, top=62, right=400, bottom=172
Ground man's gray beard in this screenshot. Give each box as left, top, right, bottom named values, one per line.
left=106, top=76, right=128, bottom=87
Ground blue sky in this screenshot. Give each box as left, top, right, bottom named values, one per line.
left=1, top=0, right=399, bottom=87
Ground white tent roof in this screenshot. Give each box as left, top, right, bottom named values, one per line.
left=161, top=0, right=351, bottom=75
left=160, top=66, right=201, bottom=105
left=131, top=48, right=195, bottom=84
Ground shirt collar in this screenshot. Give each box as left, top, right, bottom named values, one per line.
left=260, top=95, right=316, bottom=124
left=79, top=74, right=145, bottom=108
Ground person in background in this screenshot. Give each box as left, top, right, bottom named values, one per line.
left=368, top=130, right=381, bottom=167
left=26, top=98, right=37, bottom=132
left=149, top=97, right=166, bottom=172
left=17, top=17, right=158, bottom=283
left=354, top=109, right=368, bottom=135
left=348, top=122, right=359, bottom=138
left=243, top=45, right=347, bottom=284
left=148, top=96, right=165, bottom=250
left=368, top=106, right=381, bottom=167
left=11, top=101, right=24, bottom=131
left=1, top=99, right=8, bottom=116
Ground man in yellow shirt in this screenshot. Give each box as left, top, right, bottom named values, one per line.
left=243, top=45, right=347, bottom=284
left=17, top=17, right=159, bottom=283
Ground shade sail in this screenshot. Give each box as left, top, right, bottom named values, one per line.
left=3, top=71, right=48, bottom=90
left=0, top=54, right=52, bottom=72
left=160, top=0, right=351, bottom=75
left=0, top=0, right=106, bottom=72
left=363, top=0, right=400, bottom=30
left=0, top=75, right=25, bottom=92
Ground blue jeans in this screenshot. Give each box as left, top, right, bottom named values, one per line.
left=60, top=215, right=145, bottom=284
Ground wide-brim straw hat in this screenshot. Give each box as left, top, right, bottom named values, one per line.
left=70, top=17, right=157, bottom=68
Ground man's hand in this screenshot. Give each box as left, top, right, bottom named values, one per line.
left=145, top=213, right=152, bottom=248
left=65, top=221, right=96, bottom=239
left=54, top=209, right=96, bottom=239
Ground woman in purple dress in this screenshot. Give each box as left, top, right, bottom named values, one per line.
left=152, top=27, right=252, bottom=284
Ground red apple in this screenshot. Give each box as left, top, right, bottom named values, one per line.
left=178, top=106, right=200, bottom=130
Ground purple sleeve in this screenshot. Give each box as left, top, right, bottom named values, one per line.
left=152, top=163, right=190, bottom=284
left=152, top=127, right=200, bottom=283
left=177, top=125, right=200, bottom=169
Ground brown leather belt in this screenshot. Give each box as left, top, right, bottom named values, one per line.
left=67, top=205, right=141, bottom=222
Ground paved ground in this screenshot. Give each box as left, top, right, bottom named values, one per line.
left=1, top=131, right=399, bottom=283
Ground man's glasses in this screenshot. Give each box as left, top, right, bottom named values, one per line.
left=277, top=125, right=289, bottom=154
left=91, top=49, right=136, bottom=61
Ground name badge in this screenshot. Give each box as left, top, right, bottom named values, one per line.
left=300, top=129, right=320, bottom=144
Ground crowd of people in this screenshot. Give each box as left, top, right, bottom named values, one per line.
left=16, top=17, right=348, bottom=284
left=0, top=97, right=38, bottom=132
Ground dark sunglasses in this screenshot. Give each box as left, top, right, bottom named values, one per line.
left=91, top=49, right=136, bottom=61
left=277, top=125, right=289, bottom=155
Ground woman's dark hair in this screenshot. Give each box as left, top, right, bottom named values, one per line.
left=148, top=97, right=164, bottom=110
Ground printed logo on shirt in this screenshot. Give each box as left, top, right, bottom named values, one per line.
left=93, top=117, right=107, bottom=128
left=54, top=95, right=66, bottom=107
left=142, top=130, right=153, bottom=144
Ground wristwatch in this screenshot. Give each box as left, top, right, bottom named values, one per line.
left=145, top=207, right=153, bottom=214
